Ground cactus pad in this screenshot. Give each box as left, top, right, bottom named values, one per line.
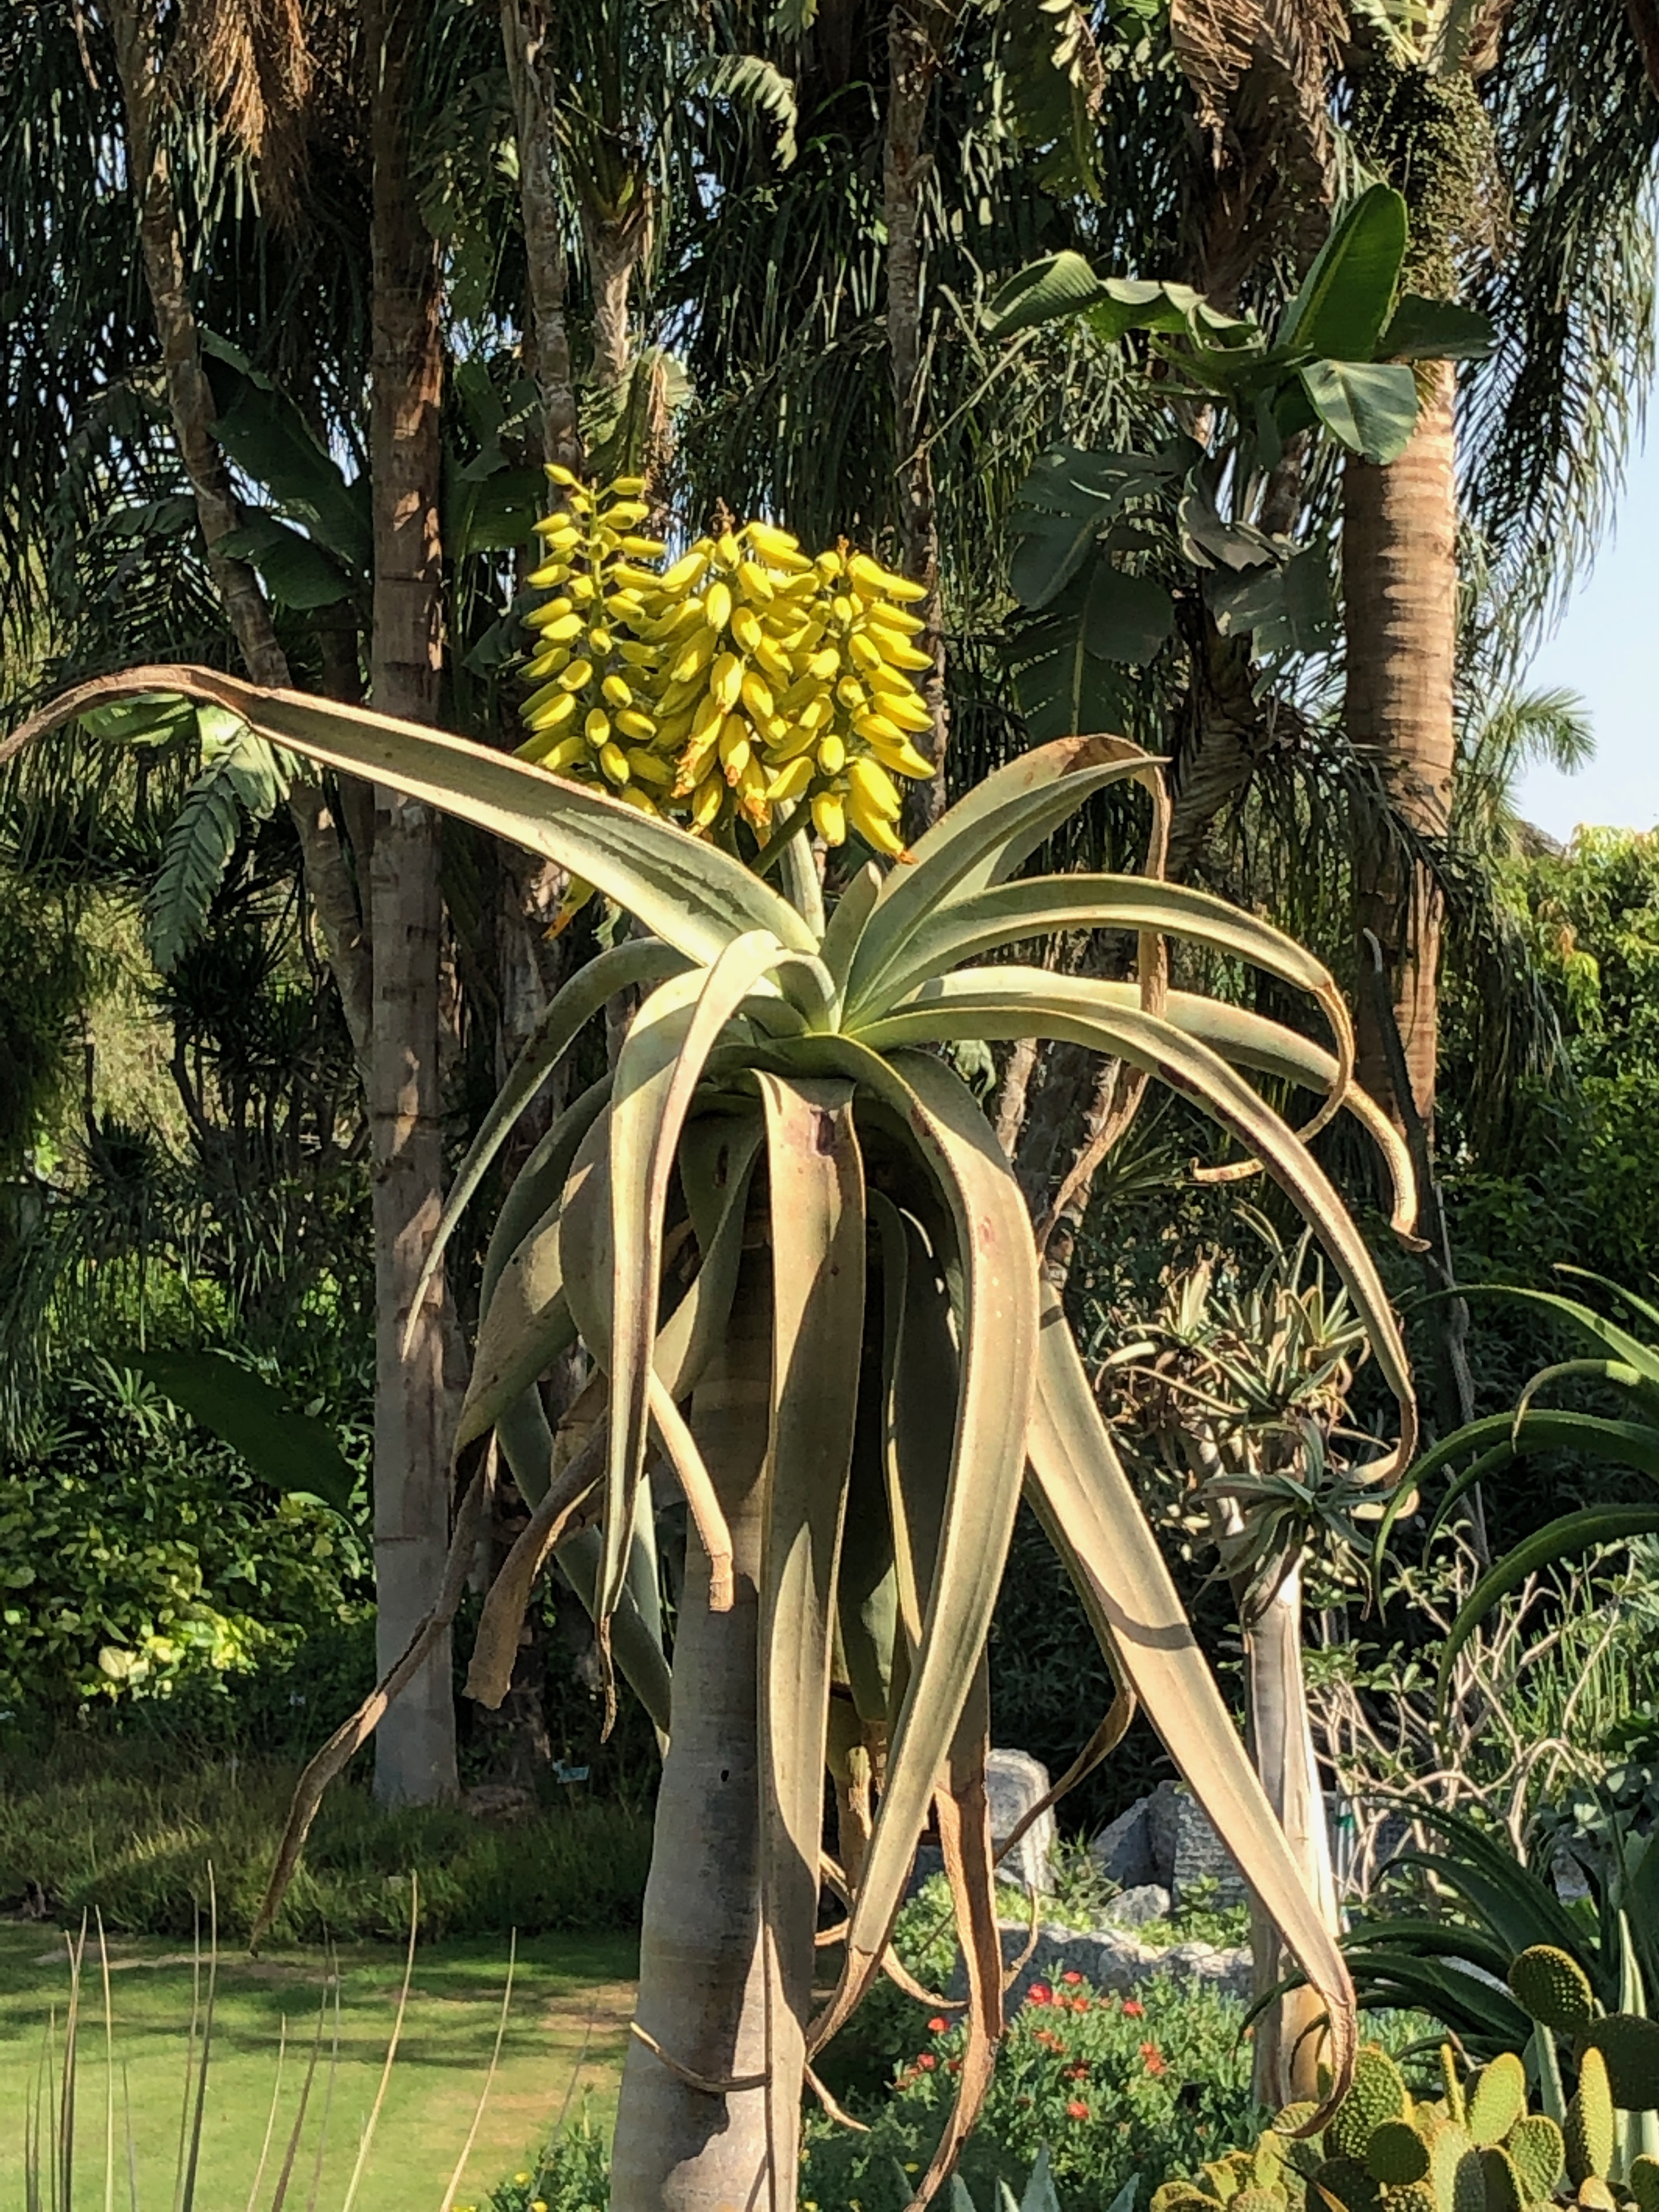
left=1577, top=2013, right=1659, bottom=2111
left=1152, top=2186, right=1216, bottom=2212
left=1232, top=2192, right=1288, bottom=2212
left=1312, top=2158, right=1383, bottom=2212
left=1367, top=2123, right=1432, bottom=2187
left=1628, top=2153, right=1659, bottom=2212
left=1381, top=2187, right=1437, bottom=2212
left=1503, top=2114, right=1564, bottom=2202
left=1328, top=2047, right=1413, bottom=2162
left=1478, top=2146, right=1526, bottom=2212
left=1427, top=2120, right=1487, bottom=2212
left=1439, top=2047, right=1467, bottom=2130
left=1508, top=1947, right=1596, bottom=2036
left=1565, top=2047, right=1615, bottom=2186
left=1468, top=2055, right=1528, bottom=2147
left=1574, top=2180, right=1615, bottom=2212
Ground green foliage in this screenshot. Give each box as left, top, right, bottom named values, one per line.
left=0, top=1754, right=651, bottom=1944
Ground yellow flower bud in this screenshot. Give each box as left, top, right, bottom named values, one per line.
left=711, top=652, right=744, bottom=712
left=816, top=733, right=847, bottom=776
left=602, top=674, right=633, bottom=708
left=558, top=658, right=594, bottom=692
left=705, top=579, right=733, bottom=631
left=811, top=791, right=847, bottom=845
left=599, top=741, right=631, bottom=786
left=585, top=709, right=611, bottom=747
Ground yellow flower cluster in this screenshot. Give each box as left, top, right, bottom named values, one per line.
left=514, top=471, right=936, bottom=861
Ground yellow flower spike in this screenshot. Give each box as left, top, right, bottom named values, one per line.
left=526, top=605, right=583, bottom=639
left=718, top=718, right=752, bottom=781
left=615, top=641, right=660, bottom=672
left=816, top=732, right=847, bottom=775
left=614, top=709, right=655, bottom=742
left=831, top=594, right=855, bottom=624
left=766, top=722, right=819, bottom=764
left=766, top=755, right=814, bottom=804
left=602, top=674, right=633, bottom=708
left=616, top=785, right=661, bottom=815
left=731, top=605, right=764, bottom=657
left=544, top=463, right=580, bottom=488
left=599, top=741, right=631, bottom=786
left=652, top=598, right=707, bottom=644
left=872, top=634, right=933, bottom=672
left=619, top=534, right=666, bottom=558
left=735, top=560, right=776, bottom=603
left=845, top=782, right=909, bottom=857
left=691, top=771, right=725, bottom=828
left=710, top=652, right=744, bottom=713
left=847, top=631, right=884, bottom=674
left=567, top=574, right=598, bottom=603
left=629, top=750, right=674, bottom=787
left=585, top=708, right=612, bottom=747
left=606, top=501, right=651, bottom=527
left=862, top=602, right=928, bottom=641
left=516, top=727, right=586, bottom=770
left=806, top=646, right=840, bottom=683
left=747, top=521, right=804, bottom=563
left=589, top=624, right=614, bottom=656
left=798, top=696, right=834, bottom=733
left=524, top=690, right=579, bottom=735
left=836, top=676, right=867, bottom=710
left=811, top=790, right=847, bottom=844
left=527, top=562, right=573, bottom=590
left=849, top=754, right=904, bottom=820
left=715, top=531, right=742, bottom=566
left=610, top=474, right=648, bottom=497
left=670, top=633, right=715, bottom=685
left=850, top=552, right=929, bottom=601
left=858, top=729, right=936, bottom=779
left=815, top=550, right=843, bottom=579
left=753, top=636, right=793, bottom=687
left=558, top=658, right=594, bottom=692
left=611, top=562, right=663, bottom=592
left=661, top=548, right=709, bottom=593
left=852, top=707, right=910, bottom=747
left=705, top=579, right=734, bottom=631
left=690, top=690, right=726, bottom=743
left=740, top=670, right=775, bottom=723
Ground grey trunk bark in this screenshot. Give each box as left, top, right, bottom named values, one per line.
left=366, top=0, right=458, bottom=1804
left=500, top=0, right=584, bottom=473
left=611, top=1253, right=773, bottom=2207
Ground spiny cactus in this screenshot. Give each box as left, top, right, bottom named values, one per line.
left=1154, top=2028, right=1659, bottom=2212
left=1511, top=1950, right=1598, bottom=2038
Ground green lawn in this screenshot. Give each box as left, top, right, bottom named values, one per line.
left=0, top=1925, right=636, bottom=2211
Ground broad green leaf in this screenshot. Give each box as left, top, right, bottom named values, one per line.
left=217, top=511, right=359, bottom=608
left=132, top=1350, right=356, bottom=1514
left=1439, top=1283, right=1659, bottom=1392
left=983, top=251, right=1107, bottom=339
left=146, top=721, right=290, bottom=972
left=1298, top=360, right=1419, bottom=464
left=202, top=339, right=373, bottom=573
left=819, top=861, right=882, bottom=995
left=1079, top=567, right=1175, bottom=665
left=1437, top=1506, right=1659, bottom=1708
left=856, top=967, right=1415, bottom=1447
left=602, top=937, right=798, bottom=1630
left=480, top=1075, right=612, bottom=1313
left=412, top=941, right=689, bottom=1332
left=445, top=461, right=544, bottom=558
left=1380, top=295, right=1496, bottom=362
left=456, top=1185, right=578, bottom=1450
left=1024, top=1284, right=1357, bottom=2112
left=755, top=1074, right=865, bottom=2184
left=1276, top=185, right=1408, bottom=360
left=1007, top=581, right=1137, bottom=748
left=3, top=667, right=821, bottom=966
left=1008, top=448, right=1168, bottom=611
left=810, top=1049, right=1037, bottom=2060
left=854, top=737, right=1166, bottom=1007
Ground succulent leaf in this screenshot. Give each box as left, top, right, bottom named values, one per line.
left=1468, top=2056, right=1528, bottom=2148
left=1565, top=2048, right=1616, bottom=2186
left=1509, top=1948, right=1598, bottom=2036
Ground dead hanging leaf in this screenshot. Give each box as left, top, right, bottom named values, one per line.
left=163, top=0, right=315, bottom=221
left=464, top=1421, right=608, bottom=1710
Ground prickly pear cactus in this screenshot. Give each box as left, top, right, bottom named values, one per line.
left=1151, top=2030, right=1659, bottom=2212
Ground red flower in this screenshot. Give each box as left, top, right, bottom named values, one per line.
left=1122, top=1999, right=1145, bottom=2018
left=1097, top=1997, right=1115, bottom=2011
left=1141, top=2041, right=1167, bottom=2075
left=917, top=2052, right=938, bottom=2071
left=928, top=2017, right=949, bottom=2034
left=1065, top=2062, right=1090, bottom=2080
left=1062, top=1970, right=1083, bottom=1985
left=1027, top=1983, right=1053, bottom=2006
left=947, top=2057, right=962, bottom=2075
left=1066, top=2099, right=1090, bottom=2121
left=1071, top=1996, right=1090, bottom=2013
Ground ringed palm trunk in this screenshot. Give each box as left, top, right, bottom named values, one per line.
left=366, top=0, right=459, bottom=1804
left=1344, top=359, right=1458, bottom=1133
left=611, top=1252, right=778, bottom=2209
left=1238, top=1553, right=1341, bottom=2106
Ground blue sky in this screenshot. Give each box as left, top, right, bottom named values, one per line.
left=1513, top=425, right=1659, bottom=841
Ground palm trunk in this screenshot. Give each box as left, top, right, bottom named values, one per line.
left=106, top=0, right=373, bottom=1071
left=611, top=1253, right=774, bottom=2209
left=365, top=0, right=458, bottom=1805
left=1240, top=1555, right=1341, bottom=2106
left=500, top=0, right=583, bottom=474
left=580, top=196, right=650, bottom=413
left=885, top=4, right=950, bottom=839
left=1345, top=359, right=1458, bottom=1132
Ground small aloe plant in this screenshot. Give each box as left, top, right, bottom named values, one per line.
left=8, top=654, right=1421, bottom=2210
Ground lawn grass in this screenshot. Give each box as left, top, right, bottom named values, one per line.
left=0, top=1924, right=636, bottom=2211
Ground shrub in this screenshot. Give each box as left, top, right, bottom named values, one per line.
left=0, top=1753, right=652, bottom=1942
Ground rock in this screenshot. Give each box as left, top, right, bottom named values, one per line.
left=1106, top=1883, right=1171, bottom=1928
left=1091, top=1797, right=1156, bottom=1888
left=1170, top=1785, right=1247, bottom=1908
left=905, top=1843, right=945, bottom=1901
left=986, top=1748, right=1055, bottom=1893
left=953, top=1920, right=1251, bottom=2008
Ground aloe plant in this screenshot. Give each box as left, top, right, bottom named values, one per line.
left=4, top=667, right=1420, bottom=2210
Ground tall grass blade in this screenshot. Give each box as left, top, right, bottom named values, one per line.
left=122, top=2064, right=140, bottom=2212
left=98, top=1912, right=116, bottom=2212
left=244, top=2023, right=287, bottom=2212
left=60, top=1920, right=87, bottom=2212
left=171, top=1912, right=203, bottom=2212
left=269, top=1989, right=329, bottom=2212
left=303, top=1980, right=342, bottom=2212
left=179, top=1871, right=219, bottom=2212
left=338, top=1876, right=420, bottom=2212
left=438, top=1934, right=517, bottom=2212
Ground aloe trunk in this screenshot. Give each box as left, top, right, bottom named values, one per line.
left=1240, top=1554, right=1341, bottom=2105
left=366, top=0, right=459, bottom=1804
left=1345, top=359, right=1458, bottom=1133
left=610, top=1252, right=782, bottom=2207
